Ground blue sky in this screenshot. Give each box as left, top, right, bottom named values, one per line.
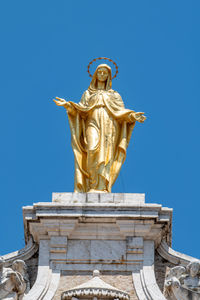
left=0, top=1, right=200, bottom=258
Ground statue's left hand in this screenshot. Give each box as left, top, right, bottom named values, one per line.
left=53, top=97, right=67, bottom=106
left=132, top=112, right=146, bottom=123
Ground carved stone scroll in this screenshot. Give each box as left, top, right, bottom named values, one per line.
left=164, top=261, right=200, bottom=300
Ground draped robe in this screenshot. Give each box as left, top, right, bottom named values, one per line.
left=67, top=88, right=136, bottom=192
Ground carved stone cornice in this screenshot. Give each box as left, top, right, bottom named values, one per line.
left=23, top=193, right=172, bottom=247
left=157, top=240, right=197, bottom=266
left=2, top=236, right=38, bottom=267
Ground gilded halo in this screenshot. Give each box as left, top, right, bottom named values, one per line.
left=87, top=57, right=118, bottom=79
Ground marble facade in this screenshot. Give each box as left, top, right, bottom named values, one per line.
left=1, top=193, right=199, bottom=299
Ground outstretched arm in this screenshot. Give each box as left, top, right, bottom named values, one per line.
left=53, top=97, right=76, bottom=116
left=53, top=97, right=67, bottom=107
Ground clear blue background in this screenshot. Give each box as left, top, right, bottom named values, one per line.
left=0, top=1, right=200, bottom=258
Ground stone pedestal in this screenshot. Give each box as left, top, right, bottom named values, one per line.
left=23, top=193, right=172, bottom=300
left=2, top=193, right=198, bottom=299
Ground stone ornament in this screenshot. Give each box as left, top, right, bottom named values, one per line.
left=61, top=270, right=130, bottom=300
left=0, top=257, right=29, bottom=300
left=165, top=260, right=200, bottom=300
left=53, top=60, right=146, bottom=193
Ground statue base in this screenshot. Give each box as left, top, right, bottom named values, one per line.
left=2, top=193, right=197, bottom=300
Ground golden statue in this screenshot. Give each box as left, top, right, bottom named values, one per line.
left=54, top=58, right=146, bottom=193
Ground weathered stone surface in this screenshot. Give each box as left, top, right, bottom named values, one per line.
left=164, top=260, right=200, bottom=300
left=154, top=251, right=175, bottom=293
left=25, top=249, right=39, bottom=288
left=23, top=193, right=172, bottom=248
left=52, top=193, right=145, bottom=205
left=53, top=272, right=138, bottom=300
left=0, top=257, right=30, bottom=299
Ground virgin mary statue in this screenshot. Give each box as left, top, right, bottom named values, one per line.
left=54, top=63, right=146, bottom=193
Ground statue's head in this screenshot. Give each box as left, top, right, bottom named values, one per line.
left=186, top=261, right=200, bottom=277
left=96, top=66, right=110, bottom=82
left=12, top=259, right=26, bottom=274
left=89, top=64, right=112, bottom=91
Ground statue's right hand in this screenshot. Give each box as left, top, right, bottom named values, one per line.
left=53, top=97, right=67, bottom=106
left=53, top=97, right=76, bottom=116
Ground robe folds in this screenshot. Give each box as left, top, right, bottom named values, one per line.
left=67, top=89, right=136, bottom=192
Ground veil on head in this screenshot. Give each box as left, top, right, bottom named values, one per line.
left=88, top=64, right=112, bottom=92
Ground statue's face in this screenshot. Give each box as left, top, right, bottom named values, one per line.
left=190, top=262, right=199, bottom=277
left=96, top=67, right=109, bottom=82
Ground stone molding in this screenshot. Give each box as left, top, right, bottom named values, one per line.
left=157, top=240, right=197, bottom=266
left=133, top=267, right=167, bottom=300
left=23, top=240, right=60, bottom=300
left=132, top=241, right=167, bottom=300
left=2, top=236, right=38, bottom=267
left=23, top=193, right=172, bottom=248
